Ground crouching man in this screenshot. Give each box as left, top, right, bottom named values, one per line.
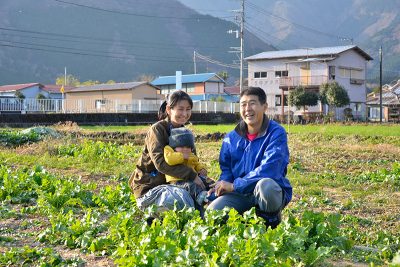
left=207, top=87, right=292, bottom=228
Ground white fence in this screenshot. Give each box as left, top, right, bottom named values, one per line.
left=0, top=98, right=240, bottom=114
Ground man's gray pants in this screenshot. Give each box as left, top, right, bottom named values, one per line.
left=206, top=178, right=284, bottom=214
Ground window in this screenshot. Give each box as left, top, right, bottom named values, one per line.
left=354, top=103, right=362, bottom=112
left=275, top=70, right=288, bottom=78
left=254, top=72, right=267, bottom=78
left=339, top=67, right=363, bottom=79
left=95, top=99, right=106, bottom=109
left=275, top=95, right=282, bottom=106
left=186, top=83, right=195, bottom=93
left=329, top=66, right=336, bottom=80
left=275, top=95, right=288, bottom=106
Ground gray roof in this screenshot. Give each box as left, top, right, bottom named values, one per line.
left=245, top=45, right=373, bottom=61
left=367, top=80, right=400, bottom=106
left=68, top=82, right=158, bottom=92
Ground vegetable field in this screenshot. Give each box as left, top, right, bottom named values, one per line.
left=0, top=123, right=399, bottom=266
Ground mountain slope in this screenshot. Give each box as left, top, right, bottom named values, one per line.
left=178, top=0, right=400, bottom=83
left=0, top=0, right=273, bottom=85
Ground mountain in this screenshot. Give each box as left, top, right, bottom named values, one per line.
left=178, top=0, right=400, bottom=84
left=0, top=0, right=273, bottom=85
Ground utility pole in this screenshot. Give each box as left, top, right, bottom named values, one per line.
left=64, top=67, right=67, bottom=87
left=193, top=51, right=197, bottom=74
left=228, top=0, right=245, bottom=93
left=379, top=46, right=383, bottom=123
left=239, top=0, right=244, bottom=93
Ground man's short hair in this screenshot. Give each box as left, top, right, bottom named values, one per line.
left=240, top=87, right=266, bottom=105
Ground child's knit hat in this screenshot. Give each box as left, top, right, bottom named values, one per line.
left=169, top=127, right=194, bottom=149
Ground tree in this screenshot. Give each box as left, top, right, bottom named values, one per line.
left=80, top=80, right=100, bottom=86
left=210, top=95, right=226, bottom=102
left=14, top=91, right=25, bottom=99
left=136, top=74, right=155, bottom=82
left=55, top=74, right=80, bottom=86
left=288, top=86, right=319, bottom=112
left=36, top=93, right=47, bottom=100
left=217, top=71, right=229, bottom=81
left=320, top=82, right=350, bottom=119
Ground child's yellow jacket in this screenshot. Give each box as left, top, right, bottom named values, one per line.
left=163, top=145, right=205, bottom=183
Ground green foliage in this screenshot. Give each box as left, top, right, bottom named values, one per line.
left=209, top=95, right=226, bottom=102
left=14, top=90, right=25, bottom=99
left=320, top=82, right=350, bottom=108
left=36, top=93, right=47, bottom=100
left=350, top=162, right=400, bottom=185
left=288, top=86, right=319, bottom=111
left=217, top=71, right=229, bottom=81
left=0, top=130, right=41, bottom=147
left=55, top=74, right=80, bottom=87
left=0, top=246, right=84, bottom=266
left=57, top=140, right=140, bottom=161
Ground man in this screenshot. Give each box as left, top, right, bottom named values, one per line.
left=207, top=87, right=292, bottom=228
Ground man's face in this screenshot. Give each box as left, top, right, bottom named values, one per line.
left=240, top=94, right=267, bottom=129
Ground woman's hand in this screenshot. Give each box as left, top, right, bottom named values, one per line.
left=198, top=168, right=207, bottom=177
left=193, top=175, right=206, bottom=190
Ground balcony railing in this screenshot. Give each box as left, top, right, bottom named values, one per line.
left=279, top=75, right=328, bottom=87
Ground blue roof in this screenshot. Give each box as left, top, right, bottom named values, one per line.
left=151, top=73, right=225, bottom=86
left=245, top=45, right=373, bottom=61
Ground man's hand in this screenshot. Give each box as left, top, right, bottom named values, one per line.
left=210, top=180, right=234, bottom=196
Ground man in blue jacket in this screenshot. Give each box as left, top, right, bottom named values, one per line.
left=207, top=87, right=292, bottom=228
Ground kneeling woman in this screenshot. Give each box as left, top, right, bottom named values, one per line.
left=129, top=90, right=206, bottom=213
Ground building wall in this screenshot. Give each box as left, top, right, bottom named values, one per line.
left=330, top=50, right=368, bottom=119
left=65, top=85, right=159, bottom=112
left=193, top=83, right=205, bottom=95
left=205, top=82, right=224, bottom=94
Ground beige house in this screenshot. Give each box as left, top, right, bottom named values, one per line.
left=65, top=82, right=160, bottom=113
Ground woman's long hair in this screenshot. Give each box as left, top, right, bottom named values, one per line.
left=158, top=90, right=193, bottom=120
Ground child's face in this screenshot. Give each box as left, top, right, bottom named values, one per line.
left=174, top=146, right=192, bottom=153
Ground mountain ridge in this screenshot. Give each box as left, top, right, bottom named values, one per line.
left=0, top=0, right=273, bottom=85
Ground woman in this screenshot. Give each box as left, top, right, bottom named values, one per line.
left=129, top=90, right=206, bottom=213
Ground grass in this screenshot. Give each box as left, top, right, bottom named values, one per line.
left=61, top=122, right=400, bottom=137
left=0, top=123, right=399, bottom=265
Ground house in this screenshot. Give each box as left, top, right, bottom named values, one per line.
left=0, top=83, right=67, bottom=99
left=245, top=45, right=373, bottom=120
left=0, top=83, right=44, bottom=98
left=0, top=83, right=52, bottom=113
left=151, top=73, right=231, bottom=101
left=42, top=84, right=74, bottom=99
left=65, top=82, right=160, bottom=113
left=366, top=80, right=400, bottom=122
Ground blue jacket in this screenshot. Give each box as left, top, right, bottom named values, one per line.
left=219, top=116, right=292, bottom=206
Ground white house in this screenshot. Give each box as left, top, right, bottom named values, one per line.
left=245, top=45, right=373, bottom=120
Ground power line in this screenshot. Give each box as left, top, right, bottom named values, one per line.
left=0, top=42, right=194, bottom=63
left=0, top=39, right=189, bottom=61
left=52, top=0, right=233, bottom=20
left=0, top=27, right=227, bottom=50
left=246, top=0, right=352, bottom=42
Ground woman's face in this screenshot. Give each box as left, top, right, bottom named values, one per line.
left=167, top=100, right=192, bottom=127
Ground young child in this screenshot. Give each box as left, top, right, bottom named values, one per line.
left=164, top=127, right=215, bottom=206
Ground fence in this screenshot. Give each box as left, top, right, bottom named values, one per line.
left=0, top=98, right=240, bottom=114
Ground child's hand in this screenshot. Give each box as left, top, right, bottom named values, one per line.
left=198, top=169, right=208, bottom=177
